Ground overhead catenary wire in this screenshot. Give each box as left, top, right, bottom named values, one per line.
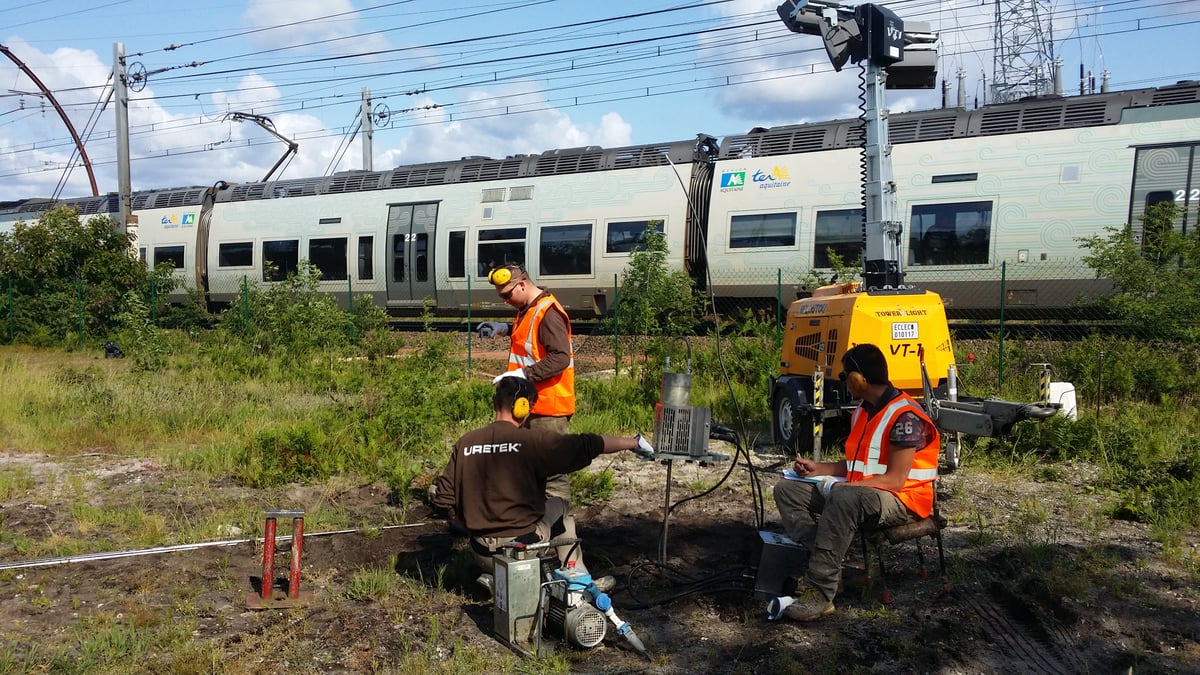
left=2, top=0, right=1180, bottom=142
left=4, top=3, right=1195, bottom=170
left=2, top=0, right=1197, bottom=187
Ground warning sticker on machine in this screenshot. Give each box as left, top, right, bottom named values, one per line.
left=892, top=322, right=918, bottom=340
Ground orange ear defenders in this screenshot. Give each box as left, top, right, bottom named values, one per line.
left=487, top=264, right=524, bottom=287
left=840, top=350, right=869, bottom=395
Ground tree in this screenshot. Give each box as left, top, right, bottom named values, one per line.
left=615, top=226, right=699, bottom=336
left=1079, top=202, right=1200, bottom=341
left=0, top=206, right=171, bottom=345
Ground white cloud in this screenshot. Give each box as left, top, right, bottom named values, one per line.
left=702, top=0, right=999, bottom=125
left=375, top=83, right=632, bottom=169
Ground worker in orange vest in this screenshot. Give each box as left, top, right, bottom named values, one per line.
left=771, top=342, right=940, bottom=621
left=477, top=264, right=583, bottom=569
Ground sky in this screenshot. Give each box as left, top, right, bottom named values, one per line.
left=1, top=0, right=1197, bottom=202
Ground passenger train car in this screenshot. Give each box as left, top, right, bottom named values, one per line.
left=3, top=81, right=1199, bottom=319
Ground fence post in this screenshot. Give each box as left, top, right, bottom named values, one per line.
left=776, top=268, right=783, bottom=353
left=613, top=274, right=620, bottom=374
left=467, top=275, right=473, bottom=373
left=242, top=275, right=250, bottom=336
left=998, top=261, right=1006, bottom=390
left=7, top=278, right=13, bottom=344
left=347, top=275, right=355, bottom=341
left=76, top=274, right=83, bottom=349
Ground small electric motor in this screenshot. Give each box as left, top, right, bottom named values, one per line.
left=545, top=564, right=607, bottom=648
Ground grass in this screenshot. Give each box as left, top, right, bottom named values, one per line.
left=0, top=466, right=33, bottom=501
left=2, top=333, right=1200, bottom=673
left=346, top=560, right=399, bottom=601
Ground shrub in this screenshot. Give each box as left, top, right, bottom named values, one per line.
left=610, top=226, right=700, bottom=336
left=1080, top=202, right=1200, bottom=342
left=0, top=207, right=168, bottom=346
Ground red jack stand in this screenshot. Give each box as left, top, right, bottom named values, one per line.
left=246, top=509, right=313, bottom=609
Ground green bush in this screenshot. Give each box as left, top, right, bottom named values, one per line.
left=609, top=226, right=700, bottom=337
left=239, top=420, right=331, bottom=487
left=0, top=206, right=172, bottom=346
left=1080, top=201, right=1200, bottom=342
left=114, top=290, right=169, bottom=372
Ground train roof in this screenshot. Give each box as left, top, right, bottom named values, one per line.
left=718, top=80, right=1200, bottom=160
left=0, top=185, right=214, bottom=218
left=213, top=136, right=714, bottom=204
left=15, top=81, right=1200, bottom=211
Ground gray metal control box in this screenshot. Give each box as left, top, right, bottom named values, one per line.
left=752, top=530, right=808, bottom=599
left=493, top=554, right=542, bottom=646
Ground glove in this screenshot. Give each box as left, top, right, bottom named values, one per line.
left=477, top=322, right=509, bottom=338
left=492, top=368, right=526, bottom=385
left=818, top=475, right=846, bottom=498
left=633, top=434, right=656, bottom=459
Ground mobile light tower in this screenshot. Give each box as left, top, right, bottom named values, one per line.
left=769, top=1, right=954, bottom=460
left=768, top=1, right=1059, bottom=467
left=776, top=0, right=938, bottom=292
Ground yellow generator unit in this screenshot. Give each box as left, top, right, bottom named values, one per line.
left=770, top=282, right=956, bottom=454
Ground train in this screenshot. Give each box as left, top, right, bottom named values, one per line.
left=3, top=80, right=1199, bottom=320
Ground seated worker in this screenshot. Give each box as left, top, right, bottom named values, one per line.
left=771, top=343, right=940, bottom=621
left=431, top=374, right=655, bottom=593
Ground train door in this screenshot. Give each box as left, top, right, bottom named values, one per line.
left=385, top=202, right=438, bottom=308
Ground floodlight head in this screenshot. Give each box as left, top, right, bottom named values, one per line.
left=822, top=16, right=860, bottom=71
left=776, top=0, right=823, bottom=36
left=885, top=20, right=940, bottom=89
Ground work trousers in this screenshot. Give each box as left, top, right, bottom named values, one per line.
left=527, top=414, right=587, bottom=572
left=773, top=479, right=912, bottom=602
left=472, top=495, right=569, bottom=574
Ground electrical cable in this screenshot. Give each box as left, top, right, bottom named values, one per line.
left=7, top=5, right=1190, bottom=170
left=619, top=560, right=755, bottom=610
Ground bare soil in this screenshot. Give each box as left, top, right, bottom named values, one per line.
left=1, top=442, right=1198, bottom=674
left=2, top=334, right=1197, bottom=672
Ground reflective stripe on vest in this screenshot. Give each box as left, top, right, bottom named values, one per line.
left=508, top=294, right=575, bottom=416
left=845, top=392, right=940, bottom=517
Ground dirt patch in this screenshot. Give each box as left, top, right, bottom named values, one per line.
left=0, top=447, right=1197, bottom=673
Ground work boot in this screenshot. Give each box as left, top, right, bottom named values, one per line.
left=780, top=584, right=834, bottom=622
left=591, top=575, right=616, bottom=594
left=476, top=573, right=494, bottom=596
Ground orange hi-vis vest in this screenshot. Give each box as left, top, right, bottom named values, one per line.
left=507, top=292, right=576, bottom=416
left=844, top=391, right=940, bottom=518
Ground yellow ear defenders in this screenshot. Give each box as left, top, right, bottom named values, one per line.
left=512, top=378, right=533, bottom=420
left=487, top=264, right=524, bottom=286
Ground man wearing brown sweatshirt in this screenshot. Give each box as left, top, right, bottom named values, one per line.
left=432, top=376, right=654, bottom=592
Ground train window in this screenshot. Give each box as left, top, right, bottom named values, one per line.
left=540, top=224, right=592, bottom=276
left=1131, top=145, right=1194, bottom=235
left=448, top=231, right=466, bottom=278
left=729, top=212, right=796, bottom=249
left=263, top=239, right=299, bottom=282
left=153, top=245, right=185, bottom=269
left=139, top=248, right=146, bottom=263
left=309, top=237, right=348, bottom=281
left=477, top=227, right=526, bottom=277
left=606, top=220, right=664, bottom=253
left=358, top=237, right=374, bottom=280
left=908, top=201, right=992, bottom=266
left=218, top=242, right=253, bottom=268
left=392, top=235, right=406, bottom=282
left=814, top=208, right=864, bottom=267
left=415, top=233, right=428, bottom=282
